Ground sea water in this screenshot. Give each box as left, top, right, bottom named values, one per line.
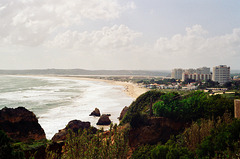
left=0, top=75, right=133, bottom=139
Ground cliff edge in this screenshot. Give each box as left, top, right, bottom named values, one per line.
left=0, top=107, right=46, bottom=141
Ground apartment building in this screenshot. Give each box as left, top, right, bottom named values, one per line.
left=171, top=68, right=184, bottom=80
left=172, top=67, right=211, bottom=81
left=212, top=65, right=230, bottom=85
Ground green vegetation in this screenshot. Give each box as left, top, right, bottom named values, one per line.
left=13, top=139, right=48, bottom=151
left=120, top=90, right=165, bottom=125
left=131, top=139, right=194, bottom=159
left=137, top=78, right=177, bottom=85
left=1, top=89, right=239, bottom=158
left=196, top=119, right=240, bottom=158
left=48, top=124, right=129, bottom=159
left=198, top=79, right=220, bottom=89
left=119, top=90, right=239, bottom=158
left=131, top=113, right=240, bottom=159
left=153, top=91, right=234, bottom=122
left=0, top=130, right=24, bottom=159
left=121, top=90, right=234, bottom=125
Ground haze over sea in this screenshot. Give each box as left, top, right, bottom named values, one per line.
left=0, top=75, right=133, bottom=139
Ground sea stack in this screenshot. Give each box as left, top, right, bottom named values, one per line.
left=97, top=115, right=111, bottom=125
left=118, top=106, right=129, bottom=120
left=89, top=108, right=101, bottom=117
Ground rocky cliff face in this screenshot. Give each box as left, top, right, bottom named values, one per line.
left=52, top=120, right=95, bottom=142
left=0, top=107, right=46, bottom=141
left=118, top=106, right=129, bottom=120
left=129, top=117, right=187, bottom=148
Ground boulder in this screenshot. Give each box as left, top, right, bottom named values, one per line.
left=0, top=107, right=46, bottom=141
left=118, top=106, right=129, bottom=120
left=97, top=115, right=111, bottom=125
left=89, top=108, right=101, bottom=117
left=52, top=120, right=92, bottom=142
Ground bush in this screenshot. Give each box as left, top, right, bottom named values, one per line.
left=120, top=90, right=165, bottom=125
left=0, top=130, right=24, bottom=159
left=129, top=112, right=148, bottom=129
left=196, top=119, right=240, bottom=158
left=48, top=124, right=129, bottom=159
left=131, top=145, right=152, bottom=159
left=150, top=145, right=168, bottom=159
left=153, top=91, right=234, bottom=122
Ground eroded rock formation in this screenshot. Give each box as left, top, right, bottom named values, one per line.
left=52, top=120, right=94, bottom=142
left=118, top=106, right=129, bottom=120
left=0, top=107, right=46, bottom=141
left=129, top=117, right=187, bottom=148
left=97, top=115, right=111, bottom=125
left=89, top=108, right=101, bottom=117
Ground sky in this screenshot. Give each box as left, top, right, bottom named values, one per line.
left=0, top=0, right=240, bottom=70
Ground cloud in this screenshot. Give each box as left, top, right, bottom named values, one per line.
left=46, top=24, right=142, bottom=51
left=154, top=25, right=240, bottom=68
left=0, top=0, right=135, bottom=46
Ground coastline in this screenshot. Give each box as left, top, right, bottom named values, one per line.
left=7, top=74, right=149, bottom=99
left=58, top=76, right=149, bottom=99
left=0, top=75, right=149, bottom=138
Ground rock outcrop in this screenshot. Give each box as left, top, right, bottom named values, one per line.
left=129, top=117, right=187, bottom=148
left=0, top=107, right=46, bottom=141
left=89, top=108, right=101, bottom=117
left=52, top=120, right=93, bottom=142
left=102, top=114, right=111, bottom=116
left=118, top=106, right=129, bottom=120
left=97, top=115, right=111, bottom=125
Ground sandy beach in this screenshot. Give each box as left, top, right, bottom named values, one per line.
left=60, top=76, right=149, bottom=99
left=21, top=74, right=149, bottom=99
left=1, top=75, right=143, bottom=138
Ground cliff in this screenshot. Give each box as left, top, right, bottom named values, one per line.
left=129, top=117, right=186, bottom=148
left=0, top=107, right=46, bottom=141
left=52, top=119, right=97, bottom=142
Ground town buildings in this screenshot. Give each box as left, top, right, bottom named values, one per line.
left=171, top=65, right=231, bottom=85
left=171, top=68, right=184, bottom=80
left=212, top=65, right=230, bottom=85
left=171, top=67, right=212, bottom=81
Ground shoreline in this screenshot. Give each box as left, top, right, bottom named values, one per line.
left=59, top=76, right=149, bottom=99
left=4, top=74, right=149, bottom=99
left=0, top=75, right=149, bottom=138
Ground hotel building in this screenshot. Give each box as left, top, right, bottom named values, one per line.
left=212, top=65, right=230, bottom=85
left=171, top=67, right=212, bottom=81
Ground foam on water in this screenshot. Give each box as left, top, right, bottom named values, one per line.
left=0, top=75, right=133, bottom=139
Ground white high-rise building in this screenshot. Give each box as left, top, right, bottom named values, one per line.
left=212, top=65, right=230, bottom=85
left=171, top=68, right=184, bottom=80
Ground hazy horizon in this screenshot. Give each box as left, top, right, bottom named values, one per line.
left=0, top=0, right=240, bottom=70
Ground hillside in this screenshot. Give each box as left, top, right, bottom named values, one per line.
left=0, top=69, right=170, bottom=76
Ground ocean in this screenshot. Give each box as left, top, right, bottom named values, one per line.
left=0, top=75, right=133, bottom=139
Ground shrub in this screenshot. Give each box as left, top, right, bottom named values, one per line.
left=120, top=90, right=165, bottom=125
left=131, top=145, right=152, bottom=159
left=48, top=124, right=129, bottom=159
left=0, top=130, right=24, bottom=159
left=150, top=145, right=168, bottom=159
left=129, top=112, right=148, bottom=129
left=153, top=91, right=234, bottom=122
left=196, top=119, right=240, bottom=158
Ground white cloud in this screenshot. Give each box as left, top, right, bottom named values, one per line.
left=0, top=0, right=135, bottom=46
left=46, top=24, right=142, bottom=51
left=154, top=25, right=240, bottom=68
